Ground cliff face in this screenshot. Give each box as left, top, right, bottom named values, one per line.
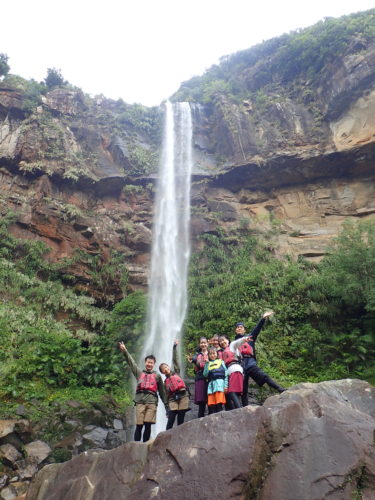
left=1, top=26, right=375, bottom=297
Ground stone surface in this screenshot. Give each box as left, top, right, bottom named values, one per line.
left=0, top=444, right=21, bottom=466
left=26, top=380, right=375, bottom=500
left=23, top=442, right=51, bottom=465
left=82, top=427, right=108, bottom=449
left=0, top=422, right=30, bottom=441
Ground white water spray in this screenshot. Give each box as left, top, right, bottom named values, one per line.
left=142, top=101, right=193, bottom=434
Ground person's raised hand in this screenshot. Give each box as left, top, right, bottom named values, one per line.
left=262, top=311, right=274, bottom=319
left=118, top=341, right=126, bottom=352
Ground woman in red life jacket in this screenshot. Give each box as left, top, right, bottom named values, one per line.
left=159, top=340, right=190, bottom=430
left=203, top=347, right=228, bottom=414
left=219, top=334, right=251, bottom=409
left=235, top=312, right=286, bottom=406
left=187, top=337, right=209, bottom=418
left=118, top=341, right=168, bottom=442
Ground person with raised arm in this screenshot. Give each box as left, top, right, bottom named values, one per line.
left=159, top=340, right=190, bottom=430
left=235, top=311, right=286, bottom=406
left=118, top=341, right=168, bottom=442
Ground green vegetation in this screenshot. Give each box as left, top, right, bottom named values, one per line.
left=44, top=67, right=68, bottom=89
left=173, top=9, right=375, bottom=104
left=185, top=220, right=375, bottom=386
left=0, top=214, right=137, bottom=420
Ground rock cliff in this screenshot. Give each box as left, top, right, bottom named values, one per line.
left=1, top=15, right=375, bottom=298
left=26, top=380, right=375, bottom=500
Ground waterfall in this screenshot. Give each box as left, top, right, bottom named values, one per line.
left=142, top=101, right=193, bottom=434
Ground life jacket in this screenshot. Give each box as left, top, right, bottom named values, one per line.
left=194, top=352, right=208, bottom=372
left=165, top=373, right=186, bottom=394
left=239, top=341, right=254, bottom=357
left=222, top=347, right=239, bottom=367
left=207, top=359, right=226, bottom=381
left=136, top=371, right=158, bottom=394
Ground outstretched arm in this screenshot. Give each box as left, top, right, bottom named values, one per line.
left=248, top=311, right=274, bottom=342
left=118, top=342, right=141, bottom=379
left=172, top=340, right=180, bottom=374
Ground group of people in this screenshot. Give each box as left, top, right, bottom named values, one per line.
left=119, top=311, right=286, bottom=442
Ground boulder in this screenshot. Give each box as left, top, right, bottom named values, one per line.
left=0, top=421, right=31, bottom=441
left=0, top=444, right=21, bottom=466
left=82, top=428, right=108, bottom=449
left=26, top=380, right=375, bottom=500
left=24, top=442, right=51, bottom=465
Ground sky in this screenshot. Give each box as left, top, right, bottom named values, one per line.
left=1, top=0, right=374, bottom=106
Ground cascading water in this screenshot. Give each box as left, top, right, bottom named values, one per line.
left=141, top=101, right=193, bottom=434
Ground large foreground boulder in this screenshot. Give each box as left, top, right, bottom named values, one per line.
left=26, top=380, right=375, bottom=500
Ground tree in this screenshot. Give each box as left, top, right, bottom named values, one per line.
left=44, top=67, right=67, bottom=89
left=0, top=53, right=10, bottom=78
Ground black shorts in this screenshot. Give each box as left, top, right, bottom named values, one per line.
left=244, top=365, right=268, bottom=386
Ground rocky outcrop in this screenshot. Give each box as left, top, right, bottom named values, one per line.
left=0, top=399, right=137, bottom=500
left=26, top=379, right=375, bottom=500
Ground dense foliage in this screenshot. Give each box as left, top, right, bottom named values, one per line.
left=173, top=9, right=375, bottom=103
left=185, top=220, right=375, bottom=386
left=0, top=215, right=142, bottom=417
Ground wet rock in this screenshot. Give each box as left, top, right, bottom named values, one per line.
left=26, top=380, right=375, bottom=500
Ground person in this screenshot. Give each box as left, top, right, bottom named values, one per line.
left=235, top=312, right=286, bottom=406
left=218, top=334, right=250, bottom=409
left=208, top=335, right=221, bottom=356
left=159, top=340, right=190, bottom=430
left=203, top=347, right=228, bottom=414
left=188, top=337, right=209, bottom=418
left=118, top=341, right=168, bottom=442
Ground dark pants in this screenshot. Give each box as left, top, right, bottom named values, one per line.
left=227, top=392, right=242, bottom=409
left=134, top=422, right=152, bottom=442
left=166, top=410, right=186, bottom=430
left=208, top=404, right=223, bottom=414
left=198, top=402, right=206, bottom=418
left=242, top=371, right=285, bottom=406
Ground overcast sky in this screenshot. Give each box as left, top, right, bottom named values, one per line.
left=1, top=1, right=374, bottom=106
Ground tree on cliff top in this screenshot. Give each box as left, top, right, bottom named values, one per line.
left=44, top=67, right=67, bottom=89
left=0, top=53, right=10, bottom=78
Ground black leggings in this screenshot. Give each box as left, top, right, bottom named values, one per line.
left=242, top=373, right=285, bottom=406
left=227, top=392, right=241, bottom=409
left=242, top=373, right=251, bottom=406
left=134, top=422, right=152, bottom=442
left=166, top=410, right=186, bottom=430
left=197, top=402, right=206, bottom=418
left=208, top=403, right=223, bottom=414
